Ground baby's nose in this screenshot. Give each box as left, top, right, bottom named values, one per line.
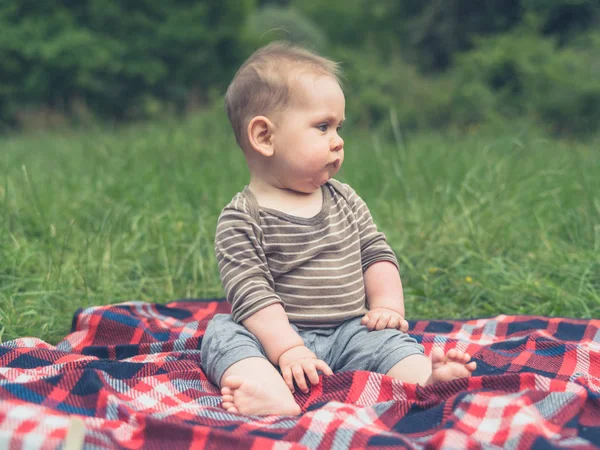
left=332, top=135, right=344, bottom=151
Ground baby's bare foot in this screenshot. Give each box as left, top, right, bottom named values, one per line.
left=221, top=376, right=301, bottom=416
left=426, top=348, right=476, bottom=385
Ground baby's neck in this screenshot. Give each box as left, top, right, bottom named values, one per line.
left=248, top=179, right=323, bottom=218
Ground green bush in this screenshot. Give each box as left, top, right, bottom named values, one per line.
left=333, top=47, right=452, bottom=131
left=1, top=1, right=598, bottom=137
left=452, top=29, right=600, bottom=134
left=0, top=0, right=255, bottom=128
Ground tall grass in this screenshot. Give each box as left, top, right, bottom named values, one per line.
left=1, top=111, right=598, bottom=344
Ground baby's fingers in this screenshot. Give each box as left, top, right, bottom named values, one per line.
left=387, top=315, right=399, bottom=330
left=292, top=364, right=309, bottom=393
left=314, top=359, right=333, bottom=377
left=302, top=363, right=321, bottom=386
left=360, top=313, right=370, bottom=326
left=364, top=313, right=381, bottom=330
left=281, top=367, right=296, bottom=393
left=374, top=313, right=391, bottom=331
left=398, top=318, right=409, bottom=332
left=302, top=360, right=332, bottom=388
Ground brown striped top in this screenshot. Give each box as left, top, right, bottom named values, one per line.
left=214, top=179, right=399, bottom=328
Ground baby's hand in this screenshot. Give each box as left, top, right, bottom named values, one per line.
left=278, top=345, right=333, bottom=394
left=361, top=308, right=409, bottom=332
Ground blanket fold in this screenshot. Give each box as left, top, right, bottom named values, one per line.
left=0, top=299, right=598, bottom=449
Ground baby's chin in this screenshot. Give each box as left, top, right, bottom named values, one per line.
left=328, top=165, right=341, bottom=181
left=298, top=179, right=328, bottom=193
left=294, top=169, right=340, bottom=193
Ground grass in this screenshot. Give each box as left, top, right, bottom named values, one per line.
left=1, top=110, right=599, bottom=344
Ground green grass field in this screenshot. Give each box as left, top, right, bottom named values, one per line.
left=1, top=111, right=599, bottom=344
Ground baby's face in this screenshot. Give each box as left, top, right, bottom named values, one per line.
left=269, top=74, right=345, bottom=194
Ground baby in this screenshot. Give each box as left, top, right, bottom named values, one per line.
left=201, top=42, right=476, bottom=416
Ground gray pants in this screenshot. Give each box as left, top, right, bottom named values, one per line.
left=201, top=314, right=425, bottom=386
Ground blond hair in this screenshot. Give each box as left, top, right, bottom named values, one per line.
left=225, top=41, right=341, bottom=148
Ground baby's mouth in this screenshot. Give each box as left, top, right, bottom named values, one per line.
left=331, top=159, right=341, bottom=168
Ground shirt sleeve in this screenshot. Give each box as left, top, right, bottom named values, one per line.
left=214, top=206, right=283, bottom=323
left=344, top=184, right=399, bottom=272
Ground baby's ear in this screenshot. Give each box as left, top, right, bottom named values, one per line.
left=247, top=116, right=275, bottom=157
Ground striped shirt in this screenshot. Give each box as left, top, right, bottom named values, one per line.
left=214, top=179, right=399, bottom=328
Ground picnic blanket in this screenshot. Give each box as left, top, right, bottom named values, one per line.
left=0, top=299, right=598, bottom=449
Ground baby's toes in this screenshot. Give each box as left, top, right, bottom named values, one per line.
left=446, top=348, right=458, bottom=361
left=458, top=351, right=471, bottom=363
left=221, top=386, right=232, bottom=396
left=222, top=393, right=234, bottom=403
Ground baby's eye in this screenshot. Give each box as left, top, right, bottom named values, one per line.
left=316, top=124, right=328, bottom=132
left=337, top=126, right=343, bottom=133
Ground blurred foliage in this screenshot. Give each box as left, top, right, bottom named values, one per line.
left=453, top=26, right=600, bottom=134
left=245, top=5, right=328, bottom=51
left=0, top=0, right=598, bottom=135
left=291, top=0, right=522, bottom=71
left=291, top=0, right=599, bottom=71
left=0, top=0, right=254, bottom=128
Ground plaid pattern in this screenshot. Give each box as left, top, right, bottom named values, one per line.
left=0, top=299, right=598, bottom=449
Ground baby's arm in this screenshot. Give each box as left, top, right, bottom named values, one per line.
left=342, top=183, right=407, bottom=329
left=243, top=304, right=333, bottom=393
left=242, top=303, right=304, bottom=364
left=362, top=261, right=409, bottom=331
left=364, top=260, right=405, bottom=315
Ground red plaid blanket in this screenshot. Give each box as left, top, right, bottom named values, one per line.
left=0, top=299, right=598, bottom=449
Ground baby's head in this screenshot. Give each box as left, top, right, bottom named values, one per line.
left=225, top=42, right=346, bottom=193
left=225, top=42, right=342, bottom=149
